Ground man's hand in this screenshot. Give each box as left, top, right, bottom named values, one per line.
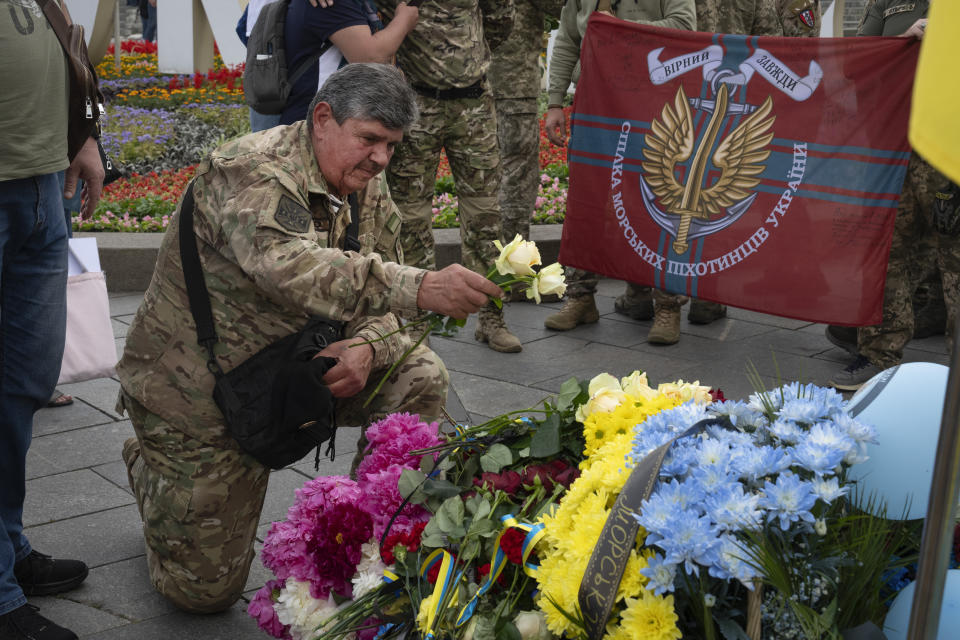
left=900, top=18, right=927, bottom=40
left=308, top=0, right=335, bottom=7
left=316, top=337, right=374, bottom=398
left=64, top=137, right=105, bottom=219
left=545, top=106, right=567, bottom=147
left=417, top=264, right=503, bottom=319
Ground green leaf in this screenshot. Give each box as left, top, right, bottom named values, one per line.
left=422, top=477, right=462, bottom=499
left=496, top=620, right=522, bottom=640
left=421, top=517, right=446, bottom=548
left=420, top=454, right=435, bottom=476
left=557, top=377, right=585, bottom=413
left=467, top=518, right=497, bottom=538
left=460, top=537, right=481, bottom=560
left=715, top=616, right=751, bottom=640
left=529, top=413, right=561, bottom=457
left=398, top=469, right=427, bottom=504
left=436, top=497, right=466, bottom=537
left=480, top=443, right=513, bottom=473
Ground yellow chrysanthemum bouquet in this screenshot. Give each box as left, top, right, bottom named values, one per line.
left=535, top=372, right=713, bottom=640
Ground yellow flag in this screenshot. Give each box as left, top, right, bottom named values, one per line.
left=909, top=1, right=960, bottom=184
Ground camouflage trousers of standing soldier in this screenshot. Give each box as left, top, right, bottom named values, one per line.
left=496, top=98, right=540, bottom=243
left=859, top=154, right=959, bottom=367
left=387, top=89, right=502, bottom=274
left=564, top=266, right=686, bottom=308
left=119, top=343, right=448, bottom=613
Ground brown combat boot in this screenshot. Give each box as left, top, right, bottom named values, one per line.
left=544, top=294, right=599, bottom=331
left=614, top=283, right=654, bottom=320
left=648, top=303, right=682, bottom=345
left=475, top=304, right=522, bottom=353
left=688, top=299, right=727, bottom=325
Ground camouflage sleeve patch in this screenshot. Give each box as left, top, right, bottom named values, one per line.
left=274, top=196, right=313, bottom=234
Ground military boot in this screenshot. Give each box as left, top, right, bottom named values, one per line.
left=688, top=299, right=727, bottom=325
left=648, top=302, right=682, bottom=345
left=544, top=294, right=599, bottom=331
left=475, top=304, right=522, bottom=353
left=614, top=283, right=654, bottom=320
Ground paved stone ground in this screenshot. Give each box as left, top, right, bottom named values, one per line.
left=26, top=280, right=950, bottom=638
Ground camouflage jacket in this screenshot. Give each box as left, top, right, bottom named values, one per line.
left=490, top=0, right=565, bottom=100
left=547, top=0, right=697, bottom=106
left=778, top=0, right=821, bottom=36
left=378, top=0, right=515, bottom=89
left=116, top=122, right=424, bottom=446
left=695, top=0, right=782, bottom=35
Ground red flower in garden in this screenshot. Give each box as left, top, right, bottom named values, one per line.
left=379, top=521, right=427, bottom=565
left=710, top=389, right=727, bottom=403
left=476, top=563, right=507, bottom=587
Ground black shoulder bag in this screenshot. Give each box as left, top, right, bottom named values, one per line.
left=178, top=181, right=362, bottom=469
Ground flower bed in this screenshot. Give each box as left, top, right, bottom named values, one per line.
left=83, top=43, right=570, bottom=233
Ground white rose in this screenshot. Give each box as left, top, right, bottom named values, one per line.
left=513, top=610, right=551, bottom=640
left=494, top=234, right=541, bottom=276
left=527, top=262, right=566, bottom=304
left=575, top=373, right=627, bottom=421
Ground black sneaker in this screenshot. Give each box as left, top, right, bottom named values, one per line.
left=828, top=355, right=883, bottom=392
left=0, top=604, right=77, bottom=640
left=13, top=552, right=88, bottom=596
left=825, top=325, right=859, bottom=356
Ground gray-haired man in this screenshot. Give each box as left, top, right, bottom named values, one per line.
left=116, top=64, right=502, bottom=613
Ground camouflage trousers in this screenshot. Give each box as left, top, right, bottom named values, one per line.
left=387, top=88, right=502, bottom=274
left=564, top=267, right=685, bottom=308
left=859, top=154, right=959, bottom=367
left=496, top=98, right=540, bottom=243
left=119, top=343, right=447, bottom=613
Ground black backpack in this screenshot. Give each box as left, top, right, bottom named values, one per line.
left=243, top=0, right=331, bottom=115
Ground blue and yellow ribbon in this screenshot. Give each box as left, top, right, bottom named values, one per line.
left=455, top=514, right=547, bottom=627
left=418, top=549, right=460, bottom=640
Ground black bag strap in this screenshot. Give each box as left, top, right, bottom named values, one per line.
left=346, top=193, right=361, bottom=252
left=178, top=180, right=362, bottom=373
left=177, top=180, right=225, bottom=378
left=289, top=41, right=333, bottom=86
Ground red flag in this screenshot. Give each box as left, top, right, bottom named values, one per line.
left=559, top=15, right=919, bottom=325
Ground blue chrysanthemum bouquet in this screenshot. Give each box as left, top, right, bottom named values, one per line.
left=627, top=382, right=911, bottom=640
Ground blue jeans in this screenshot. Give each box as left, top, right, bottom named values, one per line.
left=249, top=108, right=281, bottom=133
left=142, top=4, right=157, bottom=42
left=0, top=172, right=69, bottom=615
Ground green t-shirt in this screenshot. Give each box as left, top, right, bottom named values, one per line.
left=0, top=0, right=69, bottom=181
left=858, top=0, right=929, bottom=36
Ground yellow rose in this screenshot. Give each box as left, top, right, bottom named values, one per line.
left=493, top=234, right=541, bottom=276
left=526, top=263, right=566, bottom=303
left=575, top=373, right=627, bottom=421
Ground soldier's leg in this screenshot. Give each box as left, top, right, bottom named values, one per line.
left=121, top=395, right=269, bottom=614
left=912, top=270, right=946, bottom=339
left=336, top=343, right=449, bottom=470
left=445, top=92, right=522, bottom=352
left=388, top=95, right=444, bottom=271
left=649, top=289, right=689, bottom=346
left=858, top=155, right=938, bottom=369
left=495, top=98, right=539, bottom=244
left=443, top=92, right=503, bottom=276
left=544, top=268, right=602, bottom=331
left=935, top=193, right=960, bottom=355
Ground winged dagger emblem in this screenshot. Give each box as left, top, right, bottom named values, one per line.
left=642, top=84, right=776, bottom=254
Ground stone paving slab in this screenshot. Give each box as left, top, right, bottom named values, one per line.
left=16, top=279, right=954, bottom=639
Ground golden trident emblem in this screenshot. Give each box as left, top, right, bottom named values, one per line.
left=642, top=84, right=776, bottom=254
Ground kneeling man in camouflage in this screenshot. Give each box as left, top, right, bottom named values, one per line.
left=115, top=63, right=501, bottom=613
